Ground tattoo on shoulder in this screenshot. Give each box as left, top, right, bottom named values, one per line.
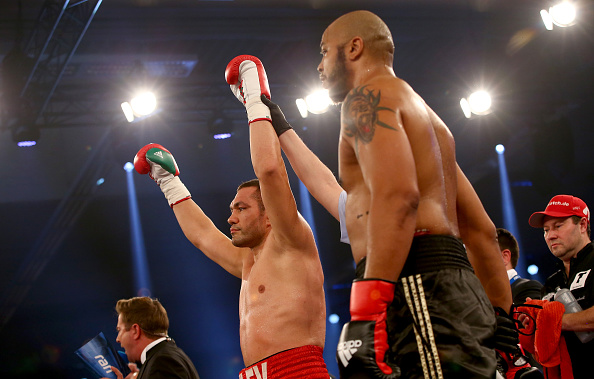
left=343, top=85, right=397, bottom=145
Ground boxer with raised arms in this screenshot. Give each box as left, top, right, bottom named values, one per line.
left=134, top=55, right=329, bottom=378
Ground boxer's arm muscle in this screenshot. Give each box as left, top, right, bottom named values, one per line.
left=173, top=199, right=244, bottom=278
left=279, top=129, right=343, bottom=220
left=250, top=120, right=313, bottom=249
left=345, top=85, right=419, bottom=281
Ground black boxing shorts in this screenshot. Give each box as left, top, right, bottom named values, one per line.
left=356, top=235, right=497, bottom=379
left=238, top=345, right=329, bottom=379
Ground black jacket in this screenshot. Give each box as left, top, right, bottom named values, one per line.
left=511, top=277, right=543, bottom=305
left=541, top=242, right=594, bottom=378
left=137, top=339, right=200, bottom=379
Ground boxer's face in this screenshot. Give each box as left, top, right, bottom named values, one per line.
left=319, top=30, right=350, bottom=104
left=228, top=187, right=268, bottom=248
left=543, top=216, right=584, bottom=260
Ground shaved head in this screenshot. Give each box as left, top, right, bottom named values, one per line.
left=323, top=10, right=394, bottom=65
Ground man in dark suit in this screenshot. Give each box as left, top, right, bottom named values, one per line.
left=496, top=228, right=545, bottom=376
left=103, top=296, right=200, bottom=379
left=497, top=228, right=543, bottom=305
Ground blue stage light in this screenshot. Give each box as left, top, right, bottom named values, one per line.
left=17, top=140, right=37, bottom=147
left=213, top=133, right=232, bottom=140
left=497, top=149, right=526, bottom=276
left=126, top=167, right=152, bottom=296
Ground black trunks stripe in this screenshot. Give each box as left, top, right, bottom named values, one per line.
left=401, top=274, right=444, bottom=379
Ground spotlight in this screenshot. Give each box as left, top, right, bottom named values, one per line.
left=541, top=10, right=555, bottom=30
left=460, top=98, right=472, bottom=119
left=11, top=124, right=40, bottom=147
left=131, top=92, right=157, bottom=116
left=123, top=162, right=134, bottom=172
left=541, top=2, right=577, bottom=30
left=495, top=144, right=505, bottom=154
left=468, top=91, right=492, bottom=115
left=121, top=102, right=135, bottom=123
left=296, top=98, right=308, bottom=118
left=460, top=90, right=492, bottom=117
left=304, top=89, right=331, bottom=115
left=121, top=91, right=159, bottom=122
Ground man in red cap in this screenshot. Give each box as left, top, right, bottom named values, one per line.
left=529, top=194, right=593, bottom=377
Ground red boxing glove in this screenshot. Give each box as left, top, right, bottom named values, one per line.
left=134, top=143, right=191, bottom=207
left=134, top=143, right=180, bottom=179
left=496, top=345, right=543, bottom=379
left=337, top=279, right=401, bottom=378
left=225, top=55, right=271, bottom=124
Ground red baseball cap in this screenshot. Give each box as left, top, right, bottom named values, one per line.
left=529, top=194, right=590, bottom=228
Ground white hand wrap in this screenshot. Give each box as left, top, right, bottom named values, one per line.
left=245, top=96, right=271, bottom=124
left=160, top=176, right=191, bottom=207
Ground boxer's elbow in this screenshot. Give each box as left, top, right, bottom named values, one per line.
left=470, top=213, right=497, bottom=243
left=401, top=189, right=420, bottom=218
left=253, top=155, right=285, bottom=181
left=372, top=186, right=420, bottom=224
left=380, top=184, right=420, bottom=213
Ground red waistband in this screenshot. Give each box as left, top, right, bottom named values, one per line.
left=239, top=345, right=328, bottom=379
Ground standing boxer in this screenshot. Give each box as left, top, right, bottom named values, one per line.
left=133, top=56, right=328, bottom=378
left=312, top=10, right=509, bottom=378
left=263, top=89, right=514, bottom=378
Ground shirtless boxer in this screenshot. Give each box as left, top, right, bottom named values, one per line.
left=263, top=97, right=513, bottom=379
left=321, top=10, right=508, bottom=378
left=262, top=10, right=511, bottom=378
left=133, top=55, right=328, bottom=378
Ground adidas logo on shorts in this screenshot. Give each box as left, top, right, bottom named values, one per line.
left=337, top=339, right=362, bottom=367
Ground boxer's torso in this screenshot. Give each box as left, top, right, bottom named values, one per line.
left=238, top=230, right=326, bottom=366
left=339, top=75, right=458, bottom=265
